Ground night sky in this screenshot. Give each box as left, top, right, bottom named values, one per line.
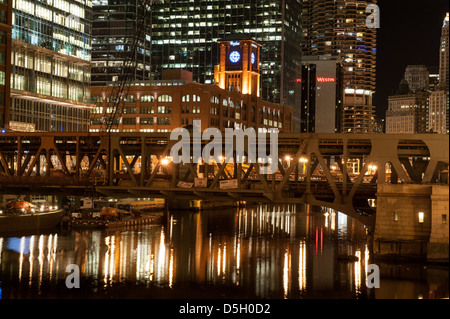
left=375, top=0, right=449, bottom=119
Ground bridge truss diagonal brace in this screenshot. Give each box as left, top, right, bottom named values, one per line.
left=276, top=139, right=309, bottom=193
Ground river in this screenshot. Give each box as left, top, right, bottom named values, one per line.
left=0, top=204, right=448, bottom=299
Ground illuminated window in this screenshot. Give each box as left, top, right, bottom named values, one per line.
left=158, top=95, right=172, bottom=103
left=141, top=95, right=155, bottom=103
left=418, top=212, right=425, bottom=224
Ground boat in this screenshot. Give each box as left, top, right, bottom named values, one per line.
left=0, top=201, right=64, bottom=234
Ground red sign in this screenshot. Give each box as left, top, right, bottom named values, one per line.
left=316, top=77, right=335, bottom=83
left=296, top=77, right=335, bottom=83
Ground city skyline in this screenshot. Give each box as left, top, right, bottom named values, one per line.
left=374, top=0, right=449, bottom=119
left=0, top=0, right=448, bottom=305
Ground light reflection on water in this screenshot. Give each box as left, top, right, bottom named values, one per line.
left=0, top=204, right=448, bottom=299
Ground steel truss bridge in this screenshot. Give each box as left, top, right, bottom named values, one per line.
left=0, top=132, right=448, bottom=225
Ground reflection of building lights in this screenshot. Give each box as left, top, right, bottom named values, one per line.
left=355, top=250, right=362, bottom=294
left=299, top=241, right=306, bottom=292
left=331, top=211, right=336, bottom=231
left=283, top=251, right=289, bottom=299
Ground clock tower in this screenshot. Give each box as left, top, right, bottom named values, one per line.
left=214, top=36, right=261, bottom=97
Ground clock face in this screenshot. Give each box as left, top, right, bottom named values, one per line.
left=229, top=51, right=241, bottom=63
left=251, top=52, right=256, bottom=64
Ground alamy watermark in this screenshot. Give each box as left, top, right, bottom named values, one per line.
left=366, top=264, right=381, bottom=289
left=170, top=120, right=278, bottom=175
left=366, top=4, right=381, bottom=29
left=65, top=264, right=80, bottom=289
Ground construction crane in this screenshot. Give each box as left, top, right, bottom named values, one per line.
left=100, top=0, right=153, bottom=133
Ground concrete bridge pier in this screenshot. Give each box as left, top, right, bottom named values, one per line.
left=428, top=186, right=449, bottom=263
left=374, top=184, right=449, bottom=262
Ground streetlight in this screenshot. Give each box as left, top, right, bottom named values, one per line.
left=161, top=158, right=170, bottom=166
left=299, top=157, right=308, bottom=175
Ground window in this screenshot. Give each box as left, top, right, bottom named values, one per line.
left=140, top=118, right=154, bottom=125
left=141, top=95, right=155, bottom=103
left=90, top=107, right=103, bottom=114
left=124, top=95, right=136, bottom=102
left=141, top=106, right=154, bottom=114
left=158, top=95, right=172, bottom=103
left=158, top=106, right=172, bottom=114
left=123, top=118, right=136, bottom=125
left=157, top=117, right=172, bottom=125
left=211, top=96, right=219, bottom=104
left=443, top=214, right=447, bottom=225
left=418, top=212, right=425, bottom=224
left=90, top=96, right=103, bottom=103
left=223, top=99, right=228, bottom=107
left=123, top=107, right=137, bottom=114
left=394, top=212, right=399, bottom=222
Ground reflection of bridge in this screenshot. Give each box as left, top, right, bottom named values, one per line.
left=0, top=132, right=448, bottom=225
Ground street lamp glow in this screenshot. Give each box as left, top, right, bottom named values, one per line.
left=299, top=157, right=309, bottom=163
left=161, top=158, right=170, bottom=166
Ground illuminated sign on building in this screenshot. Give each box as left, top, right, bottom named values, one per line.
left=296, top=77, right=336, bottom=83
left=317, top=77, right=335, bottom=83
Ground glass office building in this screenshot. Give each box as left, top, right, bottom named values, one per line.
left=146, top=0, right=303, bottom=130
left=302, top=0, right=377, bottom=133
left=91, top=0, right=152, bottom=86
left=8, top=0, right=93, bottom=132
left=0, top=0, right=12, bottom=129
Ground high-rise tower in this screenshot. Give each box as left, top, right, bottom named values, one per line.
left=302, top=0, right=377, bottom=133
left=429, top=12, right=449, bottom=135
left=91, top=0, right=152, bottom=86
left=440, top=13, right=449, bottom=133
left=0, top=1, right=12, bottom=129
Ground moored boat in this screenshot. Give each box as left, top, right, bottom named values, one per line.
left=0, top=201, right=64, bottom=234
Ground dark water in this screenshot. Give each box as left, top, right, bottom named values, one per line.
left=0, top=204, right=448, bottom=299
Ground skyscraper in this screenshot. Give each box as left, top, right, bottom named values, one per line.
left=302, top=0, right=377, bottom=133
left=8, top=0, right=93, bottom=132
left=404, top=65, right=429, bottom=92
left=0, top=1, right=12, bottom=129
left=149, top=0, right=302, bottom=130
left=428, top=13, right=449, bottom=135
left=299, top=55, right=343, bottom=133
left=439, top=13, right=449, bottom=133
left=91, top=0, right=152, bottom=86
left=386, top=80, right=429, bottom=134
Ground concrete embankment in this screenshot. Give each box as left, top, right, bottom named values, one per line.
left=374, top=184, right=449, bottom=263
